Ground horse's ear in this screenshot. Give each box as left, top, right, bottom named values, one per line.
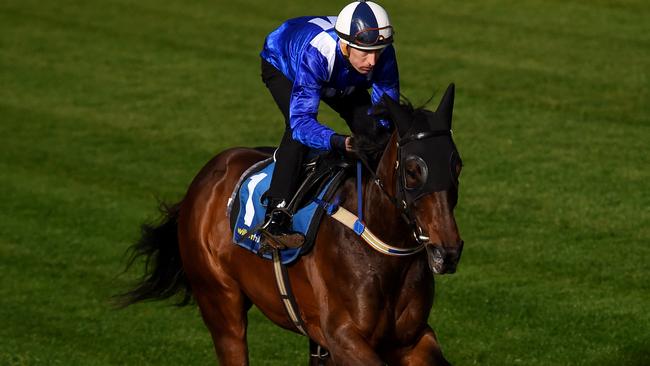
left=435, top=83, right=455, bottom=129
left=381, top=94, right=411, bottom=135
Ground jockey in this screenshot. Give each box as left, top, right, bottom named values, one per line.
left=259, top=0, right=399, bottom=247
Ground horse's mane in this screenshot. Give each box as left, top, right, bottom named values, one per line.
left=352, top=129, right=391, bottom=168
left=352, top=96, right=434, bottom=168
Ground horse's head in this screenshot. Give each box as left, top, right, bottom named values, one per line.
left=376, top=84, right=463, bottom=274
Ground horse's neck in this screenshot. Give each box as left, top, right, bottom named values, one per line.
left=329, top=132, right=427, bottom=288
left=363, top=132, right=409, bottom=244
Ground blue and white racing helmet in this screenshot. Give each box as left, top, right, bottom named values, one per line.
left=335, top=1, right=394, bottom=51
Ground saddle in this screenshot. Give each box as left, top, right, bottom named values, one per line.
left=227, top=149, right=352, bottom=264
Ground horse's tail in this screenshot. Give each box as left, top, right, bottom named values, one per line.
left=116, top=201, right=192, bottom=307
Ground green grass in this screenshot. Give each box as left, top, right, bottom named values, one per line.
left=1, top=0, right=648, bottom=364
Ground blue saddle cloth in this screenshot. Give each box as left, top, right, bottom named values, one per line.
left=229, top=160, right=337, bottom=264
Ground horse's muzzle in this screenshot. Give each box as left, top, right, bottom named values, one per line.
left=425, top=240, right=464, bottom=275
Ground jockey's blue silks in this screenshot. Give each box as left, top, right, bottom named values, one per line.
left=260, top=16, right=399, bottom=151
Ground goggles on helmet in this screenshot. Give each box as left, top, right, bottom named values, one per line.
left=336, top=25, right=393, bottom=50
left=351, top=25, right=393, bottom=47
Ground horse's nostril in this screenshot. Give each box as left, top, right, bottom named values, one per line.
left=426, top=245, right=445, bottom=272
left=432, top=247, right=444, bottom=266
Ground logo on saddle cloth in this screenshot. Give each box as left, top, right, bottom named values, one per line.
left=228, top=160, right=337, bottom=264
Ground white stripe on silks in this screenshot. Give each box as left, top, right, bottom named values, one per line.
left=308, top=17, right=334, bottom=30
left=244, top=172, right=267, bottom=226
left=309, top=32, right=336, bottom=80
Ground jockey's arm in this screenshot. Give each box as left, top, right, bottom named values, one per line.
left=288, top=48, right=338, bottom=151
left=289, top=84, right=340, bottom=151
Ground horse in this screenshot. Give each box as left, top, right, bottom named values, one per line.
left=119, top=83, right=463, bottom=365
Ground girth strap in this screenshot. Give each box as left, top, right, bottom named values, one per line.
left=272, top=249, right=309, bottom=336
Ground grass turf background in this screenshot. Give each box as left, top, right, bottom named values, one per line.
left=1, top=0, right=648, bottom=364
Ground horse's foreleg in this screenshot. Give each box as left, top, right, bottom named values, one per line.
left=194, top=281, right=250, bottom=366
left=323, top=326, right=386, bottom=366
left=393, top=326, right=450, bottom=366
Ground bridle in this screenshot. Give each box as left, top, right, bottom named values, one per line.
left=360, top=128, right=453, bottom=246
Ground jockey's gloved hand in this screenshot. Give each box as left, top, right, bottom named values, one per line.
left=330, top=134, right=350, bottom=154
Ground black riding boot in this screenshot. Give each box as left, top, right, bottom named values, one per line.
left=260, top=199, right=305, bottom=249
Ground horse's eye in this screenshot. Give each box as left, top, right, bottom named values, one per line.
left=403, top=155, right=428, bottom=190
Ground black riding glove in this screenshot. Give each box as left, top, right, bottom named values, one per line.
left=330, top=134, right=348, bottom=154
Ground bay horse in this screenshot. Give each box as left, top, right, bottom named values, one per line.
left=120, top=83, right=463, bottom=365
